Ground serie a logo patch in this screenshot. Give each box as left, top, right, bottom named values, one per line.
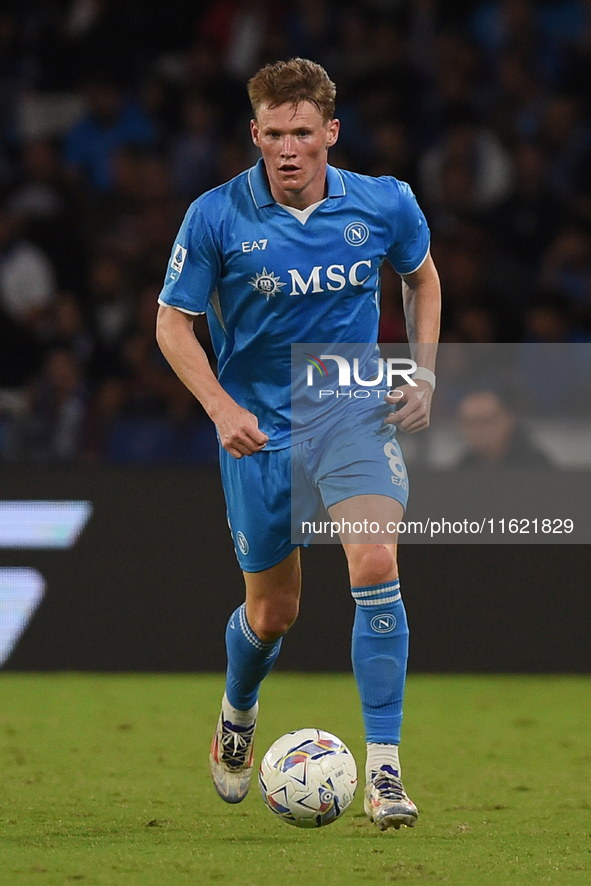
left=171, top=243, right=187, bottom=274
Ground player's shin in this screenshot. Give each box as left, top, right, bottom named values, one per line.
left=224, top=602, right=283, bottom=711
left=210, top=603, right=283, bottom=803
left=351, top=581, right=418, bottom=828
left=350, top=580, right=409, bottom=761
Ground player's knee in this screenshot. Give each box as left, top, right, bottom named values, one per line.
left=349, top=544, right=398, bottom=588
left=249, top=599, right=299, bottom=643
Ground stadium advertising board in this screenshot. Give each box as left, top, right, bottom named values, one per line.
left=0, top=467, right=589, bottom=673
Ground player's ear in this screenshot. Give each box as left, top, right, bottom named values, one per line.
left=327, top=118, right=340, bottom=149
left=250, top=119, right=260, bottom=146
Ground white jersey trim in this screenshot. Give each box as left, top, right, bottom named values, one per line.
left=247, top=167, right=259, bottom=209
left=280, top=198, right=327, bottom=225
left=399, top=245, right=430, bottom=277
left=157, top=298, right=205, bottom=316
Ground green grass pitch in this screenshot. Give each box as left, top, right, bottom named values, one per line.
left=0, top=673, right=589, bottom=886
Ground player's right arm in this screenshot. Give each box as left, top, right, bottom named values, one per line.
left=156, top=304, right=268, bottom=458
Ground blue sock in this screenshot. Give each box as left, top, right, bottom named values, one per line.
left=351, top=579, right=409, bottom=744
left=225, top=603, right=283, bottom=710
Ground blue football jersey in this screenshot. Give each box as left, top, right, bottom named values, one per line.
left=158, top=159, right=430, bottom=448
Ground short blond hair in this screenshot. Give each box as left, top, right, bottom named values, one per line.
left=248, top=58, right=336, bottom=122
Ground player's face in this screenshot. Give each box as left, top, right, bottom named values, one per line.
left=251, top=101, right=339, bottom=209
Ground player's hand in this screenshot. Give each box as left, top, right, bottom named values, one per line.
left=216, top=403, right=269, bottom=458
left=384, top=380, right=433, bottom=433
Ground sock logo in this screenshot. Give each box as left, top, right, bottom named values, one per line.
left=370, top=613, right=397, bottom=633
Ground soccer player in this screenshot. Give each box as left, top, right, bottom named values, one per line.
left=156, top=58, right=440, bottom=831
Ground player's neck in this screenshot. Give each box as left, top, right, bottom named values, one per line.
left=265, top=169, right=328, bottom=210
left=277, top=189, right=326, bottom=210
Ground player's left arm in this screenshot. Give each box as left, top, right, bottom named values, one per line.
left=386, top=250, right=441, bottom=433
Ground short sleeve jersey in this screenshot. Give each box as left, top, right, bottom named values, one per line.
left=159, top=159, right=430, bottom=449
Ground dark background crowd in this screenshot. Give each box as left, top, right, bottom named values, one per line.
left=0, top=0, right=590, bottom=465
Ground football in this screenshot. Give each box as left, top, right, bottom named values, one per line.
left=258, top=728, right=358, bottom=828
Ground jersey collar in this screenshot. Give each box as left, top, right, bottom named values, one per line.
left=247, top=158, right=346, bottom=209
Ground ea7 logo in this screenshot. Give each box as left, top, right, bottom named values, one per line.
left=242, top=239, right=268, bottom=252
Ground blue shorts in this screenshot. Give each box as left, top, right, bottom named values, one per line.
left=219, top=406, right=408, bottom=572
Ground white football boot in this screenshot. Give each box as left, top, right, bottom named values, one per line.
left=209, top=702, right=258, bottom=804
left=364, top=764, right=419, bottom=830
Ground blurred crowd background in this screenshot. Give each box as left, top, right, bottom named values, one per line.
left=0, top=0, right=591, bottom=465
